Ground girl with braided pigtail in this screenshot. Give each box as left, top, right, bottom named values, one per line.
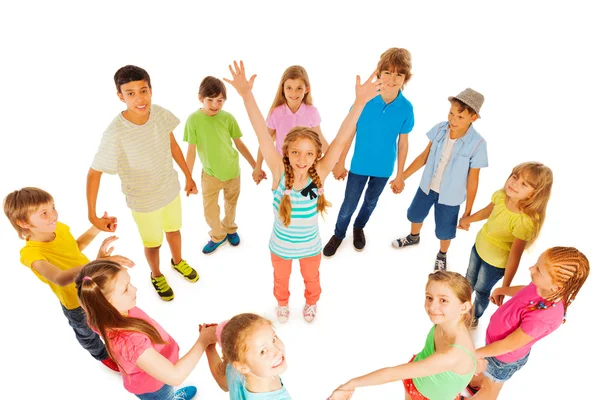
left=224, top=60, right=381, bottom=324
left=467, top=247, right=590, bottom=399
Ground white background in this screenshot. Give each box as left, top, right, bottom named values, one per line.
left=0, top=1, right=597, bottom=399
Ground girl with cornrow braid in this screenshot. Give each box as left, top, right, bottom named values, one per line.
left=224, top=60, right=382, bottom=323
left=467, top=247, right=590, bottom=399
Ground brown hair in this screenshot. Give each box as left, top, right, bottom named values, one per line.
left=269, top=66, right=313, bottom=114
left=376, top=47, right=413, bottom=90
left=3, top=187, right=54, bottom=239
left=279, top=128, right=331, bottom=227
left=199, top=76, right=227, bottom=100
left=505, top=162, right=553, bottom=247
left=76, top=260, right=165, bottom=369
left=539, top=247, right=590, bottom=323
left=427, top=271, right=474, bottom=328
left=219, top=313, right=271, bottom=375
left=450, top=99, right=477, bottom=116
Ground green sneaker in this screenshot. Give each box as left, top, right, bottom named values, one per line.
left=171, top=259, right=199, bottom=283
left=151, top=274, right=174, bottom=301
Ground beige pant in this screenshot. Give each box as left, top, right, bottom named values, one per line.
left=201, top=170, right=240, bottom=242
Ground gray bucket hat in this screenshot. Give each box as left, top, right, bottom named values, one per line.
left=448, top=88, right=484, bottom=118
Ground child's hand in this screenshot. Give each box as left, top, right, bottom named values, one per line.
left=490, top=288, right=505, bottom=306
left=328, top=388, right=354, bottom=400
left=199, top=323, right=218, bottom=345
left=389, top=176, right=405, bottom=194
left=354, top=71, right=382, bottom=106
left=223, top=60, right=256, bottom=97
left=252, top=168, right=267, bottom=185
left=185, top=177, right=198, bottom=196
left=97, top=236, right=135, bottom=267
left=91, top=211, right=117, bottom=232
left=458, top=216, right=471, bottom=231
left=332, top=163, right=348, bottom=180
left=475, top=357, right=488, bottom=375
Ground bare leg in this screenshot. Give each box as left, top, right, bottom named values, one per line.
left=469, top=373, right=485, bottom=389
left=405, top=392, right=412, bottom=400
left=144, top=246, right=161, bottom=278
left=440, top=239, right=451, bottom=253
left=471, top=375, right=503, bottom=400
left=165, top=230, right=182, bottom=264
left=410, top=222, right=423, bottom=235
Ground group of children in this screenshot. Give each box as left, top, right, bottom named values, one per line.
left=3, top=47, right=591, bottom=400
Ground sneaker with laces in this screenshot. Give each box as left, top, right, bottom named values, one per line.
left=174, top=386, right=197, bottom=400
left=276, top=305, right=290, bottom=323
left=100, top=357, right=119, bottom=372
left=303, top=304, right=317, bottom=323
left=202, top=238, right=227, bottom=254
left=151, top=274, right=174, bottom=301
left=226, top=232, right=240, bottom=246
left=171, top=259, right=199, bottom=282
left=392, top=234, right=420, bottom=249
left=323, top=235, right=343, bottom=257
left=353, top=228, right=366, bottom=251
left=434, top=254, right=447, bottom=271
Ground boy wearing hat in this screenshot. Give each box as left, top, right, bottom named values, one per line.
left=391, top=88, right=488, bottom=271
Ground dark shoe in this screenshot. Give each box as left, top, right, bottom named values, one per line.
left=151, top=274, right=174, bottom=301
left=392, top=234, right=420, bottom=249
left=202, top=238, right=227, bottom=254
left=353, top=228, right=366, bottom=251
left=323, top=235, right=343, bottom=257
left=434, top=253, right=447, bottom=271
left=226, top=232, right=240, bottom=246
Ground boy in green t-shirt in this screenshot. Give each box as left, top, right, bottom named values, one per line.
left=184, top=76, right=261, bottom=254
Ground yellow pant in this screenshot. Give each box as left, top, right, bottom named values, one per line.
left=131, top=194, right=182, bottom=248
left=201, top=170, right=240, bottom=242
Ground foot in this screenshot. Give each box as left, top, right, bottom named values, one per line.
left=202, top=238, right=227, bottom=254
left=276, top=305, right=290, bottom=323
left=303, top=303, right=317, bottom=323
left=151, top=274, right=174, bottom=301
left=323, top=235, right=343, bottom=257
left=171, top=259, right=199, bottom=282
left=353, top=228, right=366, bottom=251
left=174, top=386, right=197, bottom=400
left=470, top=318, right=479, bottom=330
left=391, top=234, right=420, bottom=249
left=100, top=357, right=119, bottom=372
left=226, top=232, right=240, bottom=246
left=434, top=252, right=447, bottom=271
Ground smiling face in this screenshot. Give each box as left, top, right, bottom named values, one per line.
left=283, top=78, right=308, bottom=110
left=447, top=103, right=478, bottom=135
left=200, top=93, right=225, bottom=116
left=24, top=202, right=58, bottom=236
left=425, top=281, right=470, bottom=325
left=285, top=137, right=318, bottom=174
left=505, top=172, right=535, bottom=201
left=107, top=269, right=137, bottom=315
left=118, top=80, right=152, bottom=124
left=236, top=323, right=287, bottom=378
left=379, top=70, right=405, bottom=96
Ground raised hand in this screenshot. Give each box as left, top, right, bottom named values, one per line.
left=354, top=71, right=382, bottom=105
left=223, top=60, right=256, bottom=97
left=199, top=324, right=218, bottom=345
left=97, top=236, right=135, bottom=267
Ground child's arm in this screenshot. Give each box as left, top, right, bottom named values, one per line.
left=312, top=125, right=330, bottom=153
left=389, top=134, right=409, bottom=194
left=185, top=143, right=197, bottom=176
left=463, top=167, right=481, bottom=218
left=136, top=324, right=216, bottom=386
left=86, top=169, right=117, bottom=232
left=475, top=328, right=534, bottom=358
left=76, top=226, right=101, bottom=251
left=252, top=128, right=275, bottom=183
left=224, top=61, right=284, bottom=180
left=402, top=142, right=433, bottom=180
left=501, top=239, right=528, bottom=291
left=458, top=201, right=494, bottom=231
left=233, top=138, right=257, bottom=170
left=32, top=261, right=85, bottom=287
left=331, top=131, right=355, bottom=181
left=490, top=285, right=527, bottom=306
left=206, top=344, right=229, bottom=392
left=170, top=133, right=198, bottom=196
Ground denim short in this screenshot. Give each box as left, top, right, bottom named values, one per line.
left=407, top=188, right=460, bottom=240
left=484, top=353, right=529, bottom=383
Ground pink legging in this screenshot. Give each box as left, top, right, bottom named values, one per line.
left=270, top=252, right=322, bottom=306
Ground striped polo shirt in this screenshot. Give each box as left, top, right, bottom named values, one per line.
left=91, top=104, right=181, bottom=213
left=269, top=175, right=322, bottom=259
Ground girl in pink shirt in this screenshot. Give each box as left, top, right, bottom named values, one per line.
left=253, top=65, right=329, bottom=184
left=76, top=260, right=217, bottom=400
left=468, top=247, right=590, bottom=399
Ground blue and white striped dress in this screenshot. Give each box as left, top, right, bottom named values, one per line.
left=269, top=174, right=322, bottom=259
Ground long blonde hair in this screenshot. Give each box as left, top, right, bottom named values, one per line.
left=218, top=313, right=271, bottom=375
left=427, top=271, right=474, bottom=328
left=505, top=162, right=553, bottom=247
left=269, top=66, right=313, bottom=115
left=279, top=127, right=331, bottom=227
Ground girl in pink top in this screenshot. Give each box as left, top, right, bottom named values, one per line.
left=468, top=247, right=590, bottom=399
left=76, top=260, right=217, bottom=400
left=253, top=65, right=329, bottom=184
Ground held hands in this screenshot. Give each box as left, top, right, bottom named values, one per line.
left=96, top=236, right=135, bottom=267
left=198, top=323, right=218, bottom=346
left=252, top=168, right=267, bottom=185
left=490, top=288, right=505, bottom=306
left=332, top=162, right=349, bottom=181
left=389, top=175, right=405, bottom=194
left=185, top=177, right=198, bottom=196
left=457, top=214, right=471, bottom=231
left=223, top=60, right=256, bottom=97
left=475, top=357, right=488, bottom=375
left=91, top=211, right=117, bottom=232
left=328, top=385, right=355, bottom=400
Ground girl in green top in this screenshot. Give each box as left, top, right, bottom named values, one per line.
left=329, top=271, right=480, bottom=400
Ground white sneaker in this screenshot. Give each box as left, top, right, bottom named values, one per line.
left=276, top=305, right=290, bottom=323
left=303, top=304, right=317, bottom=323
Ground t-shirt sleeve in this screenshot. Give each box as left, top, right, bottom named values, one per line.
left=520, top=311, right=556, bottom=340
left=117, top=332, right=153, bottom=368
left=470, top=139, right=488, bottom=169
left=91, top=129, right=119, bottom=174
left=492, top=190, right=504, bottom=205
left=183, top=115, right=197, bottom=144
left=20, top=247, right=46, bottom=268
left=399, top=104, right=415, bottom=134
left=511, top=215, right=535, bottom=241
left=228, top=114, right=243, bottom=139
left=158, top=107, right=180, bottom=134
left=426, top=122, right=444, bottom=141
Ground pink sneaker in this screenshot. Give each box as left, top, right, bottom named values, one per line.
left=303, top=304, right=317, bottom=322
left=277, top=305, right=290, bottom=323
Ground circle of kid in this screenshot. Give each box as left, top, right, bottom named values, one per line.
left=3, top=48, right=590, bottom=400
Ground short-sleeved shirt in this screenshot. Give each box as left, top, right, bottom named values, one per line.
left=91, top=104, right=181, bottom=213
left=183, top=109, right=243, bottom=181
left=107, top=307, right=180, bottom=395
left=419, top=122, right=488, bottom=206
left=20, top=222, right=88, bottom=310
left=226, top=363, right=292, bottom=399
left=349, top=93, right=414, bottom=178
left=486, top=282, right=564, bottom=363
left=267, top=103, right=321, bottom=156
left=475, top=190, right=535, bottom=268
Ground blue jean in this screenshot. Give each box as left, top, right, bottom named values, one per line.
left=61, top=304, right=109, bottom=361
left=406, top=188, right=460, bottom=240
left=484, top=353, right=530, bottom=383
left=136, top=384, right=174, bottom=399
left=334, top=172, right=388, bottom=239
left=465, top=245, right=505, bottom=319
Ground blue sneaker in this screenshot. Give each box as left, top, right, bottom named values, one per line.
left=226, top=232, right=240, bottom=246
left=174, top=386, right=197, bottom=400
left=202, top=238, right=227, bottom=254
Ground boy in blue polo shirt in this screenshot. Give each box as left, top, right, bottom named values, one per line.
left=392, top=88, right=488, bottom=271
left=323, top=48, right=414, bottom=257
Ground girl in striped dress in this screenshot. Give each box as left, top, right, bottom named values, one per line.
left=225, top=60, right=381, bottom=323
